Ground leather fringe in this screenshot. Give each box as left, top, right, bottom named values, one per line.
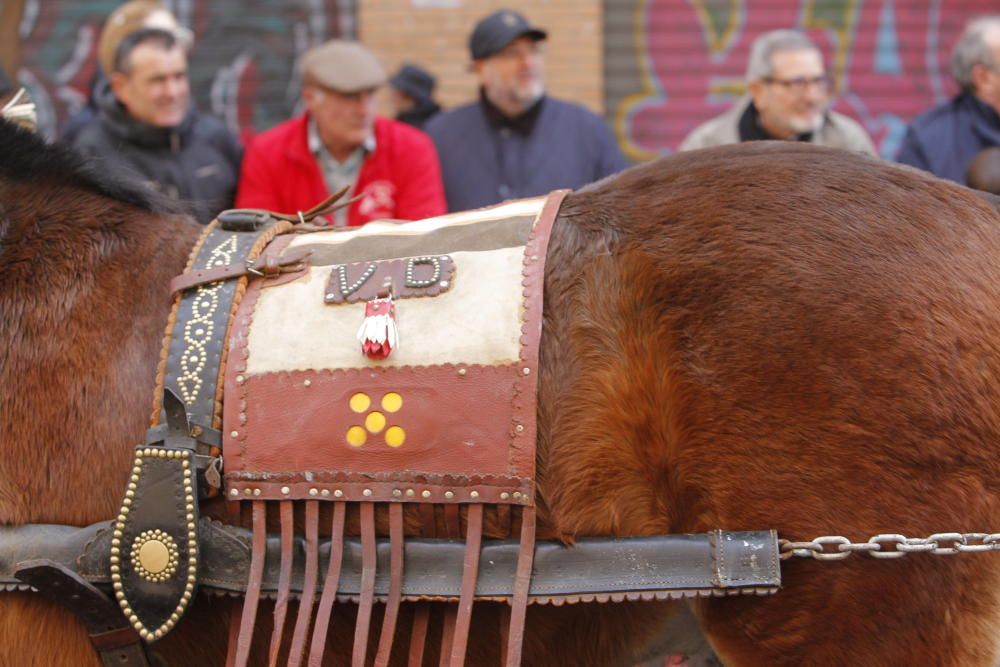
left=374, top=504, right=405, bottom=666
left=269, top=501, right=295, bottom=666
left=307, top=502, right=346, bottom=666
left=448, top=504, right=484, bottom=667
left=505, top=507, right=537, bottom=667
left=232, top=500, right=267, bottom=667
left=288, top=501, right=320, bottom=666
left=352, top=502, right=377, bottom=667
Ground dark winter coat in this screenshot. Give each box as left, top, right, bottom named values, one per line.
left=897, top=92, right=1000, bottom=185
left=72, top=81, right=241, bottom=223
left=425, top=94, right=628, bottom=212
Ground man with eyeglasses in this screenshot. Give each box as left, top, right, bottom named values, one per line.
left=680, top=30, right=876, bottom=155
left=235, top=40, right=446, bottom=226
left=426, top=9, right=628, bottom=212
left=897, top=16, right=1000, bottom=185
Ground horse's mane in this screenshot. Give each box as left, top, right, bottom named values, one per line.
left=0, top=118, right=177, bottom=214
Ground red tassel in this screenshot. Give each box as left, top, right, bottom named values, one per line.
left=357, top=297, right=398, bottom=359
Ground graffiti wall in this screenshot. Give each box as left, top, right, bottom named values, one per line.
left=606, top=0, right=996, bottom=160
left=4, top=0, right=355, bottom=140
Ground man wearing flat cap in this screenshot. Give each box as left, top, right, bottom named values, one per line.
left=425, top=9, right=627, bottom=212
left=236, top=40, right=446, bottom=226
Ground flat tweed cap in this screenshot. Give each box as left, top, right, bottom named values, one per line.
left=302, top=40, right=387, bottom=93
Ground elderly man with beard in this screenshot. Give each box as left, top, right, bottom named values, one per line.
left=680, top=29, right=876, bottom=155
left=425, top=9, right=627, bottom=212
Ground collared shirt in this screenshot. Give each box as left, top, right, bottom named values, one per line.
left=307, top=118, right=375, bottom=226
left=737, top=101, right=814, bottom=143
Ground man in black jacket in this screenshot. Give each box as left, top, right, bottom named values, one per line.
left=72, top=28, right=241, bottom=223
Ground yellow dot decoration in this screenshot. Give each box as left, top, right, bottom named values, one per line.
left=349, top=393, right=371, bottom=413
left=381, top=392, right=403, bottom=413
left=365, top=411, right=386, bottom=433
left=385, top=426, right=406, bottom=448
left=346, top=426, right=367, bottom=447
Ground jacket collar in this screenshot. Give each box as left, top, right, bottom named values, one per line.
left=478, top=88, right=545, bottom=135
left=289, top=113, right=382, bottom=166
left=965, top=93, right=1000, bottom=143
left=737, top=99, right=814, bottom=143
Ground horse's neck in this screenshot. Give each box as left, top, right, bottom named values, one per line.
left=0, top=190, right=199, bottom=525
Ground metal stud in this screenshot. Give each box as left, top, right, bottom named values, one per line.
left=304, top=379, right=312, bottom=387
left=253, top=488, right=261, bottom=496
left=230, top=430, right=239, bottom=438
left=320, top=489, right=330, bottom=497
left=334, top=489, right=343, bottom=498
left=470, top=491, right=480, bottom=499
left=522, top=367, right=531, bottom=375
left=392, top=489, right=402, bottom=497
left=444, top=491, right=454, bottom=499
left=421, top=490, right=431, bottom=498
left=281, top=486, right=290, bottom=495
left=515, top=424, right=525, bottom=433
left=458, top=368, right=467, bottom=376
left=513, top=492, right=522, bottom=500
left=500, top=492, right=510, bottom=500
left=363, top=489, right=373, bottom=497
left=309, top=488, right=318, bottom=496
left=406, top=489, right=415, bottom=497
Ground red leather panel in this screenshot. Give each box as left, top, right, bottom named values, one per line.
left=221, top=192, right=570, bottom=507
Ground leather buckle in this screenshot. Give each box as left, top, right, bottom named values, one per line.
left=218, top=209, right=273, bottom=232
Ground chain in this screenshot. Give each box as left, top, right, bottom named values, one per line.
left=779, top=533, right=1000, bottom=561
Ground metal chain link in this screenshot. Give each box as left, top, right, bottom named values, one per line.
left=779, top=533, right=1000, bottom=560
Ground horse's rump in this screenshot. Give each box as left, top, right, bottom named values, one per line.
left=542, top=142, right=1000, bottom=664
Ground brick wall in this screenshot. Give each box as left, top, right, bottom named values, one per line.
left=359, top=1, right=605, bottom=117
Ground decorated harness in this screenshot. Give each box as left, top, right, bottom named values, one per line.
left=0, top=191, right=779, bottom=666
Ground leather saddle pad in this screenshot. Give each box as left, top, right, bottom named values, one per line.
left=221, top=196, right=559, bottom=505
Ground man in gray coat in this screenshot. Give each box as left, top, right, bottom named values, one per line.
left=679, top=30, right=876, bottom=155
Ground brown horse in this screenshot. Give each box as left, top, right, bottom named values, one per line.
left=3, top=116, right=1000, bottom=666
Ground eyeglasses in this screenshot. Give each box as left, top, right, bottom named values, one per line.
left=763, top=75, right=831, bottom=93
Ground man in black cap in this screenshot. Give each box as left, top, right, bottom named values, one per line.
left=390, top=63, right=441, bottom=129
left=425, top=9, right=628, bottom=212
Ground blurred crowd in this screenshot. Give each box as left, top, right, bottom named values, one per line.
left=2, top=2, right=999, bottom=225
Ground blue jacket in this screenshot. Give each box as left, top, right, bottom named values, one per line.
left=425, top=95, right=628, bottom=211
left=897, top=93, right=1000, bottom=185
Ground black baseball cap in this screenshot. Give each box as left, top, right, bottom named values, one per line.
left=469, top=10, right=547, bottom=61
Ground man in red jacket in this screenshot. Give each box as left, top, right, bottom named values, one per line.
left=236, top=40, right=446, bottom=226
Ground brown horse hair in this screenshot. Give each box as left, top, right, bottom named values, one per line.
left=4, top=122, right=1000, bottom=665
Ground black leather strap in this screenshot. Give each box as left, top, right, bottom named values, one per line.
left=112, top=214, right=284, bottom=642
left=1, top=520, right=781, bottom=601
left=162, top=222, right=281, bottom=441
left=14, top=560, right=158, bottom=667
